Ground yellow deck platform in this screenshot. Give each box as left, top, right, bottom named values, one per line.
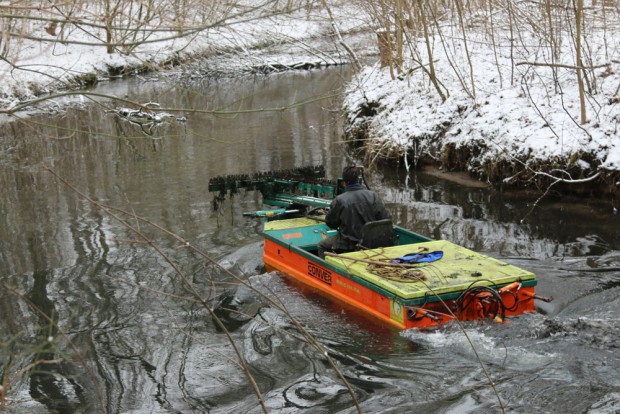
left=325, top=240, right=536, bottom=300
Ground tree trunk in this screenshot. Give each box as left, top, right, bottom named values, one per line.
left=575, top=0, right=587, bottom=124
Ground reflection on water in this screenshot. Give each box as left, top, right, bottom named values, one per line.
left=1, top=67, right=619, bottom=413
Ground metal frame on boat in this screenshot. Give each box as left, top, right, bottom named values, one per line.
left=210, top=166, right=545, bottom=330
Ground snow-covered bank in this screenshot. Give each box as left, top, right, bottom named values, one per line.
left=344, top=63, right=619, bottom=192
left=342, top=7, right=619, bottom=194
left=0, top=2, right=369, bottom=107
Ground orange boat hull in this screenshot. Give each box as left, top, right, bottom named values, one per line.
left=264, top=238, right=536, bottom=330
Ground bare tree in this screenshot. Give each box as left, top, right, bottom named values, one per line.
left=575, top=0, right=587, bottom=124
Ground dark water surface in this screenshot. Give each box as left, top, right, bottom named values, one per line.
left=1, top=67, right=619, bottom=413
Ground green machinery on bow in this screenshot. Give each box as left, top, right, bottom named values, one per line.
left=208, top=165, right=342, bottom=217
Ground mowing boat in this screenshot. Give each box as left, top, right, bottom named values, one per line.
left=209, top=166, right=550, bottom=330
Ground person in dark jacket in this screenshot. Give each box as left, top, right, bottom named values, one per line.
left=317, top=166, right=390, bottom=258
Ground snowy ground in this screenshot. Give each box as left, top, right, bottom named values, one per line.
left=341, top=11, right=620, bottom=189
left=344, top=57, right=619, bottom=182
left=1, top=2, right=618, bottom=192
left=0, top=3, right=368, bottom=105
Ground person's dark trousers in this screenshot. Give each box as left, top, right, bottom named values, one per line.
left=317, top=233, right=357, bottom=258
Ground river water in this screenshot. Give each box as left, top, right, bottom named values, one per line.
left=1, top=67, right=619, bottom=413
